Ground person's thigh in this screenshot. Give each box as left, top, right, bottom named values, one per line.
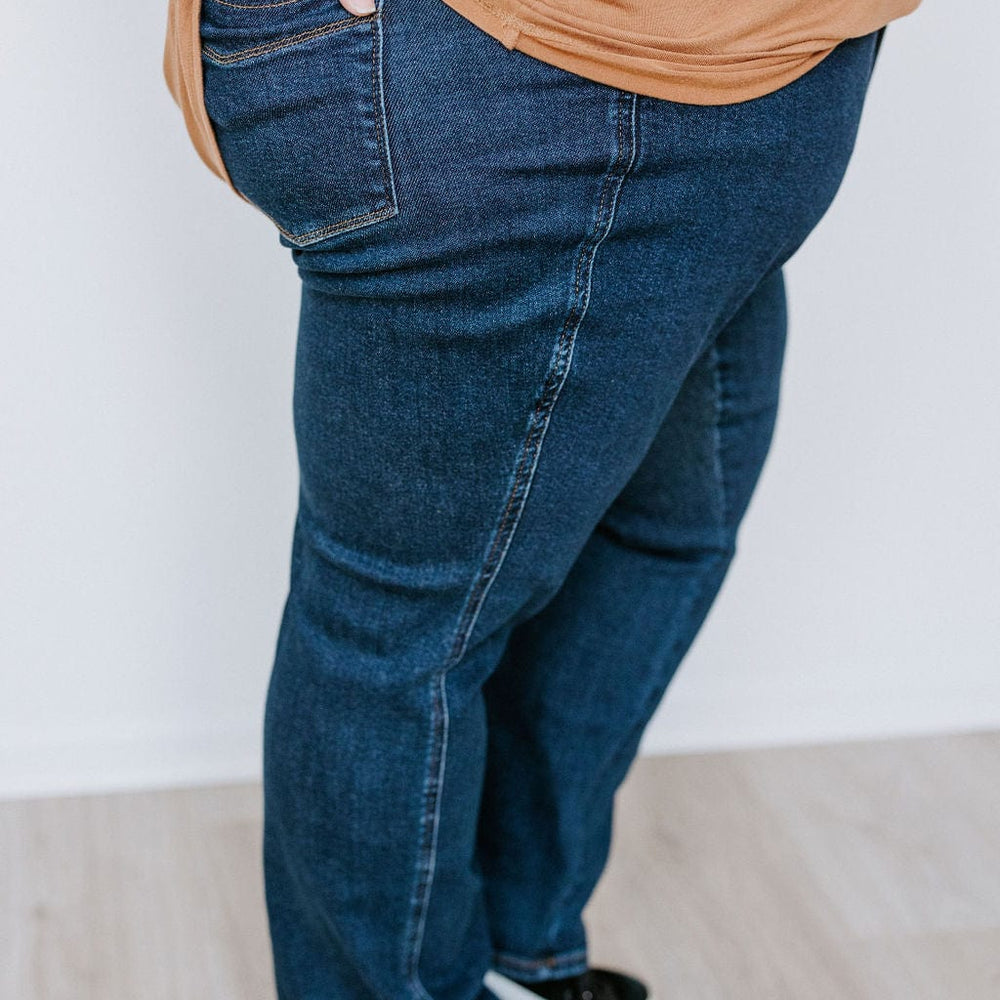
left=281, top=3, right=882, bottom=669
left=201, top=0, right=882, bottom=663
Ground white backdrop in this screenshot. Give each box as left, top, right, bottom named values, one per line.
left=2, top=2, right=997, bottom=799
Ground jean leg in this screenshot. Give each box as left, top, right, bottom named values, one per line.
left=473, top=28, right=885, bottom=972
left=259, top=48, right=648, bottom=1000
left=477, top=267, right=788, bottom=978
left=256, top=6, right=882, bottom=997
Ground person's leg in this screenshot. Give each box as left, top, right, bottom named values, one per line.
left=478, top=265, right=788, bottom=980
left=474, top=28, right=889, bottom=982
left=247, top=3, right=662, bottom=993
left=196, top=0, right=888, bottom=992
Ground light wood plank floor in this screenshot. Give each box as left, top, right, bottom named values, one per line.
left=2, top=731, right=998, bottom=999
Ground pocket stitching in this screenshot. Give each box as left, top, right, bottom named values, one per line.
left=210, top=0, right=308, bottom=9
left=201, top=13, right=374, bottom=66
left=274, top=202, right=396, bottom=244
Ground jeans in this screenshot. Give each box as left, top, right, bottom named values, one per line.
left=199, top=2, right=887, bottom=998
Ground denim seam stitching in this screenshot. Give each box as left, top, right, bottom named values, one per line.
left=709, top=337, right=729, bottom=528
left=372, top=0, right=398, bottom=220
left=401, top=89, right=639, bottom=1000
left=211, top=0, right=309, bottom=9
left=404, top=670, right=448, bottom=1000
left=200, top=14, right=375, bottom=65
left=445, top=88, right=640, bottom=670
left=277, top=205, right=397, bottom=246
left=493, top=947, right=589, bottom=971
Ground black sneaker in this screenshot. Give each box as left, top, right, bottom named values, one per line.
left=484, top=966, right=650, bottom=1000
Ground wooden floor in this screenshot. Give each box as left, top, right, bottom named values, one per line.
left=2, top=731, right=998, bottom=999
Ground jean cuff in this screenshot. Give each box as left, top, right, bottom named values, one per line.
left=491, top=947, right=589, bottom=982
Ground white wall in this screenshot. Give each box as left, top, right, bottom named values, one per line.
left=2, top=2, right=997, bottom=799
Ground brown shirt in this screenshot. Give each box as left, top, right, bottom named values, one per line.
left=164, top=0, right=922, bottom=198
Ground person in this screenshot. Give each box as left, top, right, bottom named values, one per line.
left=163, top=1, right=921, bottom=998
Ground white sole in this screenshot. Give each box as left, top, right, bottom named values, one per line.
left=483, top=970, right=547, bottom=1000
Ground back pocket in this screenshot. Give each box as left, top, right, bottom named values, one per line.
left=200, top=0, right=398, bottom=248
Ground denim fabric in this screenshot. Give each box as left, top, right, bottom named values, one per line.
left=199, top=2, right=887, bottom=998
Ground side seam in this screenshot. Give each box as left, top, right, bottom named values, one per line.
left=402, top=87, right=641, bottom=1000
left=446, top=87, right=641, bottom=669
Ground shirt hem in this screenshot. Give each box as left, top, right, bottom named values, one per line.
left=438, top=0, right=840, bottom=105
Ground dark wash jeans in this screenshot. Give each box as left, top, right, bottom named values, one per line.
left=200, top=2, right=887, bottom=998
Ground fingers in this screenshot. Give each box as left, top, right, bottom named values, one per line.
left=340, top=0, right=376, bottom=13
